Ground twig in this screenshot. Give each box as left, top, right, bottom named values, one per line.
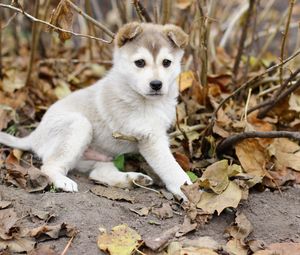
left=112, top=132, right=139, bottom=142
left=232, top=0, right=255, bottom=84
left=85, top=0, right=94, bottom=60
left=0, top=9, right=2, bottom=79
left=217, top=131, right=300, bottom=154
left=65, top=0, right=115, bottom=38
left=161, top=0, right=171, bottom=24
left=169, top=124, right=206, bottom=138
left=25, top=0, right=40, bottom=86
left=132, top=0, right=152, bottom=22
left=210, top=48, right=300, bottom=124
left=257, top=73, right=300, bottom=118
left=247, top=69, right=300, bottom=115
left=1, top=12, right=17, bottom=29
left=38, top=58, right=112, bottom=65
left=132, top=179, right=160, bottom=194
left=0, top=3, right=113, bottom=43
left=61, top=235, right=75, bottom=255
left=279, top=0, right=295, bottom=85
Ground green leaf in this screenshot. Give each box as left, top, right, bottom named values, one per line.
left=114, top=154, right=125, bottom=171
left=186, top=171, right=198, bottom=183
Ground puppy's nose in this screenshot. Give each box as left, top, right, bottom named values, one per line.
left=150, top=80, right=162, bottom=91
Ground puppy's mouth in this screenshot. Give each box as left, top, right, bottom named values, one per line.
left=146, top=92, right=163, bottom=96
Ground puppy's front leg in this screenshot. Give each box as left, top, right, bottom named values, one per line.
left=138, top=134, right=192, bottom=200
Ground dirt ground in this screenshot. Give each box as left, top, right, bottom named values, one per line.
left=1, top=172, right=300, bottom=255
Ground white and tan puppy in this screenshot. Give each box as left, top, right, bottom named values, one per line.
left=0, top=23, right=191, bottom=199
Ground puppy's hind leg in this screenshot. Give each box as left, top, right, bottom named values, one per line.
left=41, top=115, right=93, bottom=192
left=89, top=162, right=153, bottom=189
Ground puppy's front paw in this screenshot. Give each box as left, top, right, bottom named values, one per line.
left=127, top=173, right=154, bottom=187
left=53, top=176, right=78, bottom=192
left=166, top=184, right=188, bottom=201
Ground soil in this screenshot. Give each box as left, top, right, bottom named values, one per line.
left=1, top=172, right=300, bottom=255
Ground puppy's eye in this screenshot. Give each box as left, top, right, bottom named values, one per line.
left=134, top=59, right=146, bottom=68
left=162, top=59, right=171, bottom=68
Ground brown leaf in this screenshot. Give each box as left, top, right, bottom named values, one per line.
left=144, top=226, right=180, bottom=251
left=181, top=182, right=202, bottom=204
left=182, top=236, right=220, bottom=250
left=253, top=242, right=300, bottom=255
left=236, top=139, right=267, bottom=177
left=0, top=209, right=18, bottom=240
left=225, top=212, right=253, bottom=244
left=0, top=237, right=35, bottom=253
left=175, top=216, right=197, bottom=237
left=0, top=201, right=12, bottom=210
left=30, top=223, right=76, bottom=242
left=90, top=185, right=135, bottom=203
left=197, top=181, right=242, bottom=215
left=225, top=239, right=248, bottom=255
left=152, top=203, right=173, bottom=219
left=28, top=245, right=57, bottom=255
left=49, top=0, right=74, bottom=42
left=129, top=207, right=149, bottom=217
left=173, top=152, right=190, bottom=171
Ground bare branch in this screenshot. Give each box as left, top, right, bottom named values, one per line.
left=232, top=0, right=255, bottom=84
left=217, top=131, right=300, bottom=154
left=0, top=3, right=113, bottom=43
left=279, top=0, right=295, bottom=84
left=65, top=0, right=115, bottom=38
left=132, top=0, right=152, bottom=23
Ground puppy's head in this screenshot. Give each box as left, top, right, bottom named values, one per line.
left=113, top=22, right=188, bottom=99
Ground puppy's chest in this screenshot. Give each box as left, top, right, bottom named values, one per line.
left=90, top=119, right=138, bottom=156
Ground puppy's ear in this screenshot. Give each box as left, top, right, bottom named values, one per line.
left=115, top=22, right=143, bottom=47
left=163, top=24, right=189, bottom=49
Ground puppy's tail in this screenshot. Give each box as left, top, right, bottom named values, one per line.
left=0, top=132, right=31, bottom=151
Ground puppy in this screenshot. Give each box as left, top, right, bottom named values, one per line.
left=0, top=22, right=192, bottom=199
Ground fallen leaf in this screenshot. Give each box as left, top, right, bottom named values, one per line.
left=173, top=152, right=190, bottom=171
left=90, top=185, right=135, bottom=203
left=181, top=247, right=218, bottom=255
left=182, top=236, right=220, bottom=250
left=129, top=207, right=149, bottom=217
left=181, top=182, right=202, bottom=204
left=97, top=224, right=142, bottom=255
left=289, top=93, right=300, bottom=112
left=30, top=223, right=76, bottom=242
left=28, top=245, right=57, bottom=255
left=144, top=226, right=180, bottom=251
left=236, top=139, right=267, bottom=177
left=197, top=181, right=242, bottom=215
left=268, top=138, right=300, bottom=172
left=225, top=212, right=253, bottom=244
left=178, top=71, right=195, bottom=92
left=0, top=236, right=35, bottom=253
left=0, top=208, right=18, bottom=240
left=53, top=79, right=71, bottom=99
left=30, top=209, right=55, bottom=221
left=176, top=0, right=193, bottom=10
left=152, top=203, right=173, bottom=219
left=175, top=216, right=197, bottom=237
left=225, top=239, right=248, bottom=255
left=253, top=242, right=300, bottom=255
left=0, top=201, right=12, bottom=209
left=199, top=160, right=230, bottom=194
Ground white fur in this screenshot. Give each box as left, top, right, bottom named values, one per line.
left=0, top=42, right=191, bottom=199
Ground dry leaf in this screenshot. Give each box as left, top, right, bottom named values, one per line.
left=181, top=182, right=202, bottom=204
left=225, top=212, right=253, bottom=244
left=90, top=185, right=135, bottom=203
left=225, top=239, right=248, bottom=255
left=178, top=71, right=195, bottom=92
left=173, top=152, right=190, bottom=171
left=0, top=237, right=35, bottom=253
left=145, top=226, right=180, bottom=251
left=97, top=224, right=142, bottom=255
left=176, top=0, right=193, bottom=10
left=30, top=223, right=76, bottom=241
left=0, top=208, right=18, bottom=240
left=28, top=245, right=57, bottom=255
left=175, top=216, right=197, bottom=237
left=236, top=139, right=267, bottom=177
left=49, top=0, right=74, bottom=41
left=152, top=203, right=173, bottom=219
left=253, top=242, right=300, bottom=255
left=182, top=236, right=220, bottom=250
left=0, top=201, right=12, bottom=209
left=197, top=181, right=242, bottom=215
left=129, top=207, right=149, bottom=217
